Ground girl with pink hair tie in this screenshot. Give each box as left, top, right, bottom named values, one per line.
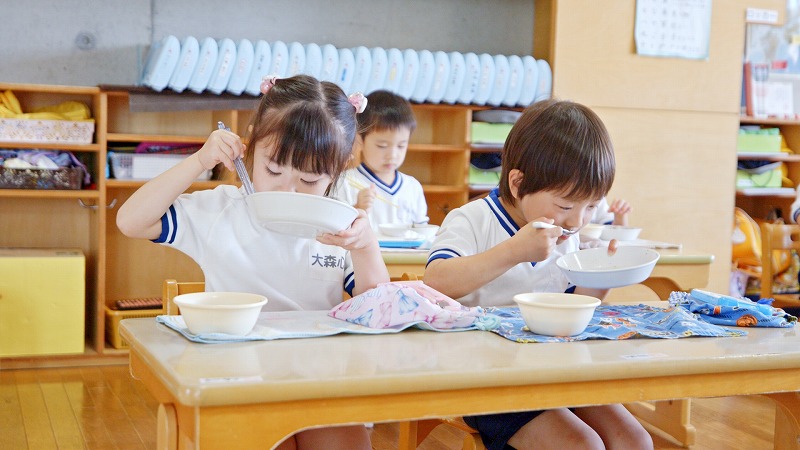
left=117, top=74, right=382, bottom=450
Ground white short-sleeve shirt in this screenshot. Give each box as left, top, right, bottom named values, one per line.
left=591, top=197, right=614, bottom=224
left=333, top=163, right=427, bottom=230
left=154, top=185, right=354, bottom=311
left=427, top=188, right=579, bottom=308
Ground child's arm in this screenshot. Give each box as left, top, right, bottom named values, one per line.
left=317, top=209, right=390, bottom=295
left=116, top=129, right=244, bottom=240
left=425, top=219, right=562, bottom=300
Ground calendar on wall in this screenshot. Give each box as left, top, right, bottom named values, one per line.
left=634, top=0, right=712, bottom=60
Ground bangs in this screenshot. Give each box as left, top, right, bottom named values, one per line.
left=248, top=103, right=351, bottom=177
left=501, top=99, right=615, bottom=203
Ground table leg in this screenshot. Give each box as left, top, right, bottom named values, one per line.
left=626, top=399, right=695, bottom=447
left=157, top=403, right=178, bottom=450
left=764, top=392, right=800, bottom=449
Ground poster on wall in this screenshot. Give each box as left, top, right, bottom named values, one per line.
left=634, top=0, right=712, bottom=60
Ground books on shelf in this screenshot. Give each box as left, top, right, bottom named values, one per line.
left=744, top=61, right=797, bottom=119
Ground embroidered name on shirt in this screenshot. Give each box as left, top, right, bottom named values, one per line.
left=311, top=253, right=345, bottom=269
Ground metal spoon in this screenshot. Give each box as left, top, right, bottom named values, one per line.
left=531, top=221, right=579, bottom=237
left=217, top=121, right=255, bottom=195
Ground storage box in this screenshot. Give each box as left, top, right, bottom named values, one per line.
left=109, top=152, right=212, bottom=180
left=105, top=306, right=163, bottom=349
left=0, top=118, right=94, bottom=144
left=0, top=166, right=83, bottom=190
left=736, top=168, right=783, bottom=188
left=737, top=130, right=782, bottom=153
left=0, top=248, right=85, bottom=357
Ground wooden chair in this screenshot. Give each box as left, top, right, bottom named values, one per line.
left=162, top=279, right=205, bottom=315
left=396, top=273, right=485, bottom=450
left=759, top=222, right=800, bottom=309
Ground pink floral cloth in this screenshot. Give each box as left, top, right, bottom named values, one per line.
left=329, top=281, right=498, bottom=330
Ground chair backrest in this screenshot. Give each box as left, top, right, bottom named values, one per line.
left=162, top=279, right=205, bottom=315
left=759, top=222, right=800, bottom=300
left=400, top=272, right=422, bottom=281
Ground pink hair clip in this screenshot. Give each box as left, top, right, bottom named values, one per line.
left=260, top=75, right=279, bottom=95
left=348, top=92, right=368, bottom=113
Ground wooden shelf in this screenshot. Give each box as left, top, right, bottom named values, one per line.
left=0, top=189, right=99, bottom=199
left=107, top=133, right=208, bottom=144
left=740, top=116, right=800, bottom=126
left=0, top=141, right=101, bottom=152
left=106, top=179, right=224, bottom=190
left=737, top=153, right=800, bottom=162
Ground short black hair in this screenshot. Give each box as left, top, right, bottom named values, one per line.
left=499, top=99, right=615, bottom=205
left=358, top=90, right=417, bottom=136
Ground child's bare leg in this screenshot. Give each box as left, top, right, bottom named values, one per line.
left=508, top=408, right=604, bottom=450
left=574, top=404, right=654, bottom=450
left=294, top=425, right=371, bottom=450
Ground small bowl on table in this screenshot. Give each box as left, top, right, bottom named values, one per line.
left=378, top=223, right=413, bottom=237
left=599, top=225, right=642, bottom=241
left=411, top=223, right=440, bottom=239
left=513, top=292, right=601, bottom=336
left=174, top=292, right=267, bottom=335
left=556, top=246, right=660, bottom=289
left=578, top=223, right=604, bottom=240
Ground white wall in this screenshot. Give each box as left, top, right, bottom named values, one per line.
left=0, top=0, right=534, bottom=87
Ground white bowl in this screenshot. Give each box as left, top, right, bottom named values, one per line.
left=174, top=292, right=267, bottom=335
left=513, top=292, right=600, bottom=336
left=556, top=247, right=660, bottom=289
left=600, top=225, right=642, bottom=241
left=246, top=192, right=358, bottom=238
left=411, top=223, right=439, bottom=239
left=379, top=223, right=412, bottom=237
left=579, top=223, right=604, bottom=240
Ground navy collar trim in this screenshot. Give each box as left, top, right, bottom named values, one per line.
left=357, top=163, right=402, bottom=195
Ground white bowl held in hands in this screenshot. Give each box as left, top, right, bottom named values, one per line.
left=246, top=192, right=358, bottom=238
left=556, top=247, right=660, bottom=289
left=599, top=225, right=642, bottom=241
left=174, top=292, right=267, bottom=335
left=513, top=292, right=600, bottom=336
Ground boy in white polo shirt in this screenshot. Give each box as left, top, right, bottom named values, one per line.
left=334, top=90, right=427, bottom=229
left=425, top=99, right=652, bottom=450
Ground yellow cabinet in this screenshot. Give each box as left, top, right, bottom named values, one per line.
left=0, top=248, right=85, bottom=357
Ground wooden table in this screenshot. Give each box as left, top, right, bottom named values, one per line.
left=122, top=311, right=800, bottom=450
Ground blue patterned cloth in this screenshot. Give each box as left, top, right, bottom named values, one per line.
left=668, top=291, right=797, bottom=328
left=487, top=304, right=747, bottom=343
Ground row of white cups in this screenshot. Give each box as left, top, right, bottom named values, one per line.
left=140, top=36, right=552, bottom=107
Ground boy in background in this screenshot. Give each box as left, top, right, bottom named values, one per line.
left=334, top=90, right=427, bottom=229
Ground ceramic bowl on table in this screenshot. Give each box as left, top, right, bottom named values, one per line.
left=556, top=246, right=660, bottom=289
left=578, top=223, right=604, bottom=240
left=174, top=292, right=267, bottom=335
left=411, top=223, right=439, bottom=239
left=245, top=192, right=358, bottom=238
left=513, top=292, right=600, bottom=336
left=599, top=225, right=642, bottom=241
left=378, top=223, right=413, bottom=237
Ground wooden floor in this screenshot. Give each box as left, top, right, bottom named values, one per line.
left=0, top=364, right=778, bottom=449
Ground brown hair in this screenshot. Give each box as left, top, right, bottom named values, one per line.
left=245, top=75, right=357, bottom=193
left=358, top=90, right=417, bottom=137
left=498, top=98, right=615, bottom=205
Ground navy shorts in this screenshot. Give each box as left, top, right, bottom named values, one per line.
left=463, top=410, right=545, bottom=450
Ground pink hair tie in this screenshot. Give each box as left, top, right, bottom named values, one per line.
left=260, top=75, right=278, bottom=95
left=348, top=92, right=368, bottom=113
